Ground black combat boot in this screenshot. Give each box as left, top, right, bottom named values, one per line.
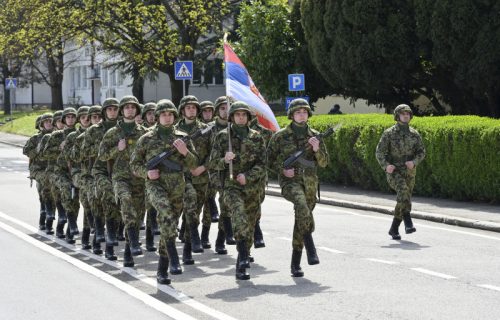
left=182, top=242, right=194, bottom=265
left=253, top=219, right=265, bottom=248
left=209, top=197, right=219, bottom=222
left=201, top=225, right=211, bottom=249
left=291, top=250, right=304, bottom=277
left=166, top=240, right=182, bottom=275
left=403, top=213, right=416, bottom=234
left=65, top=225, right=75, bottom=244
left=127, top=226, right=143, bottom=256
left=145, top=227, right=157, bottom=252
left=81, top=227, right=91, bottom=250
left=222, top=217, right=236, bottom=245
left=178, top=219, right=186, bottom=243
left=215, top=229, right=227, bottom=254
left=123, top=243, right=135, bottom=267
left=55, top=221, right=66, bottom=239
left=92, top=236, right=103, bottom=255
left=388, top=218, right=402, bottom=240
left=236, top=240, right=250, bottom=269
left=157, top=255, right=171, bottom=285
left=190, top=224, right=204, bottom=253
left=94, top=216, right=106, bottom=243
left=148, top=208, right=160, bottom=235
left=235, top=255, right=250, bottom=280
left=39, top=202, right=46, bottom=230
left=68, top=215, right=79, bottom=236
left=105, top=243, right=117, bottom=261
left=303, top=233, right=320, bottom=265
left=45, top=219, right=54, bottom=235
left=106, top=219, right=118, bottom=247
left=117, top=221, right=126, bottom=242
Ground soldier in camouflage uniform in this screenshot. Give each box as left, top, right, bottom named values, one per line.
left=131, top=99, right=198, bottom=284
left=99, top=96, right=148, bottom=267
left=209, top=101, right=266, bottom=280
left=40, top=110, right=76, bottom=240
left=376, top=104, right=426, bottom=240
left=84, top=98, right=121, bottom=260
left=249, top=111, right=273, bottom=249
left=75, top=106, right=103, bottom=253
left=267, top=98, right=329, bottom=277
left=209, top=96, right=237, bottom=255
left=141, top=102, right=160, bottom=242
left=175, top=95, right=213, bottom=264
left=23, top=115, right=50, bottom=230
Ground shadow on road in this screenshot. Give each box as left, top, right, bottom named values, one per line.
left=380, top=240, right=431, bottom=250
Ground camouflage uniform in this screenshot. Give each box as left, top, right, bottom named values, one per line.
left=376, top=104, right=426, bottom=239
left=130, top=99, right=198, bottom=279
left=209, top=101, right=266, bottom=280
left=267, top=98, right=329, bottom=277
left=98, top=95, right=147, bottom=265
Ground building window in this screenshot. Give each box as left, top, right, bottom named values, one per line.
left=102, top=67, right=108, bottom=87
left=81, top=66, right=88, bottom=88
left=76, top=67, right=81, bottom=89
left=117, top=69, right=124, bottom=86
left=192, top=58, right=224, bottom=86
left=70, top=67, right=75, bottom=90
left=110, top=69, right=116, bottom=87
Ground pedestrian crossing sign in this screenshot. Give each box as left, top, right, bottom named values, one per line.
left=174, top=61, right=193, bottom=80
left=5, top=78, right=17, bottom=89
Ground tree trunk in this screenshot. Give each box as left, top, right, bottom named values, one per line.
left=131, top=65, right=144, bottom=103
left=46, top=46, right=64, bottom=110
left=1, top=65, right=11, bottom=115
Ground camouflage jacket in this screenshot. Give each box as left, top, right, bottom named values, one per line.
left=130, top=125, right=198, bottom=187
left=35, top=131, right=53, bottom=173
left=73, top=128, right=93, bottom=178
left=82, top=121, right=116, bottom=179
left=60, top=127, right=86, bottom=177
left=23, top=131, right=43, bottom=176
left=375, top=123, right=426, bottom=171
left=209, top=125, right=266, bottom=191
left=267, top=123, right=329, bottom=188
left=41, top=127, right=76, bottom=174
left=98, top=121, right=147, bottom=181
left=175, top=119, right=212, bottom=184
left=249, top=118, right=273, bottom=147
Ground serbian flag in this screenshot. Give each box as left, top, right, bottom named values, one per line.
left=224, top=43, right=280, bottom=132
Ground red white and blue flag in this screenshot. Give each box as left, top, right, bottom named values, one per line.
left=224, top=43, right=280, bottom=132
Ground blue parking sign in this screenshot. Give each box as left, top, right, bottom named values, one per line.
left=288, top=74, right=305, bottom=91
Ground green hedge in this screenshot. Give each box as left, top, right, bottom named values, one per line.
left=276, top=114, right=500, bottom=202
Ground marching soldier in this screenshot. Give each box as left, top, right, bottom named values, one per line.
left=376, top=104, right=425, bottom=240
left=209, top=101, right=266, bottom=280
left=267, top=98, right=329, bottom=277
left=131, top=99, right=198, bottom=284
left=98, top=96, right=147, bottom=267
left=142, top=102, right=157, bottom=129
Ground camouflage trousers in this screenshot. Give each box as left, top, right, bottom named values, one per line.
left=216, top=189, right=231, bottom=233
left=95, top=175, right=121, bottom=221
left=75, top=173, right=93, bottom=229
left=183, top=182, right=208, bottom=242
left=387, top=170, right=416, bottom=220
left=255, top=176, right=267, bottom=221
left=282, top=181, right=316, bottom=251
left=147, top=179, right=185, bottom=257
left=223, top=186, right=260, bottom=249
left=145, top=198, right=156, bottom=229
left=113, top=177, right=145, bottom=232
left=35, top=173, right=54, bottom=208
left=57, top=173, right=80, bottom=222
left=202, top=180, right=218, bottom=225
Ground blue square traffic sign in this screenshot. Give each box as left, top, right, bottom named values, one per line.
left=288, top=74, right=305, bottom=91
left=175, top=61, right=193, bottom=80
left=5, top=78, right=17, bottom=89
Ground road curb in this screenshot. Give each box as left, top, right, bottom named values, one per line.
left=265, top=188, right=500, bottom=234
left=0, top=140, right=25, bottom=148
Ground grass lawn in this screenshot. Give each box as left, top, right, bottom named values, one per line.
left=0, top=109, right=50, bottom=136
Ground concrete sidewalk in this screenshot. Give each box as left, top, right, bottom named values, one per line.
left=2, top=131, right=499, bottom=233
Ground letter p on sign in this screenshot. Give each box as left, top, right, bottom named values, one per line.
left=288, top=74, right=305, bottom=91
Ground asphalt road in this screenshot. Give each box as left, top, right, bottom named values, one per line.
left=1, top=142, right=499, bottom=320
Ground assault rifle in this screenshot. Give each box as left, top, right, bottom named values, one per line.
left=146, top=124, right=214, bottom=171
left=283, top=123, right=341, bottom=169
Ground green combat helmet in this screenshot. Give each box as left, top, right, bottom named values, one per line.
left=88, top=105, right=102, bottom=116
left=119, top=95, right=141, bottom=116
left=393, top=104, right=413, bottom=121
left=200, top=100, right=215, bottom=111
left=62, top=107, right=77, bottom=125
left=228, top=101, right=252, bottom=119
left=76, top=106, right=90, bottom=122
left=178, top=95, right=200, bottom=114
left=35, top=115, right=42, bottom=130
left=287, top=98, right=312, bottom=120
left=155, top=99, right=179, bottom=120
left=40, top=112, right=54, bottom=123
left=214, top=96, right=228, bottom=114
left=142, top=102, right=157, bottom=120
left=101, top=97, right=120, bottom=118
left=52, top=110, right=64, bottom=125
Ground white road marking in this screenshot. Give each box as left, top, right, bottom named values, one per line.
left=0, top=220, right=196, bottom=320
left=410, top=267, right=457, bottom=280
left=317, top=246, right=345, bottom=254
left=0, top=211, right=238, bottom=320
left=276, top=237, right=292, bottom=242
left=477, top=284, right=500, bottom=292
left=365, top=258, right=399, bottom=265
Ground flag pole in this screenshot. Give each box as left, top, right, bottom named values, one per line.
left=224, top=33, right=234, bottom=180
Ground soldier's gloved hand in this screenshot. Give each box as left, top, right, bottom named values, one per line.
left=405, top=161, right=415, bottom=170
left=385, top=165, right=396, bottom=174
left=59, top=141, right=66, bottom=150
left=147, top=169, right=160, bottom=180
left=283, top=168, right=295, bottom=178
left=173, top=139, right=188, bottom=156
left=308, top=137, right=320, bottom=152
left=236, top=173, right=247, bottom=185
left=190, top=166, right=206, bottom=177
left=224, top=151, right=235, bottom=163
left=118, top=139, right=127, bottom=151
